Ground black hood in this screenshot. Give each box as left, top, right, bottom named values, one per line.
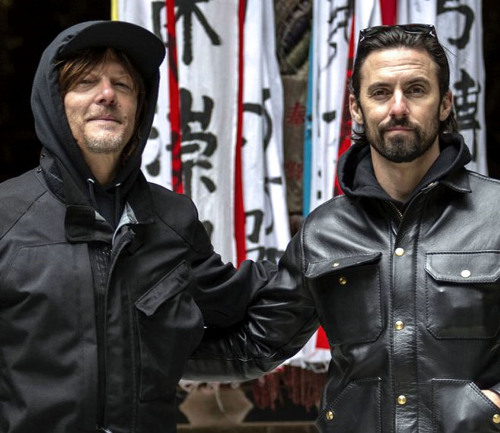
left=337, top=133, right=473, bottom=203
left=31, top=20, right=165, bottom=210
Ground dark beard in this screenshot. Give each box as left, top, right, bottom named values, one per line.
left=367, top=117, right=439, bottom=163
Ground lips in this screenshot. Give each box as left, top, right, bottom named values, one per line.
left=87, top=113, right=121, bottom=123
left=385, top=127, right=413, bottom=133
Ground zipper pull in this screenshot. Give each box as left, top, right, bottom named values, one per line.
left=97, top=427, right=113, bottom=433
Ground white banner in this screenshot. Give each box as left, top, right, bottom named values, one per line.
left=242, top=0, right=290, bottom=261
left=437, top=0, right=487, bottom=174
left=175, top=0, right=239, bottom=263
left=307, top=0, right=351, bottom=212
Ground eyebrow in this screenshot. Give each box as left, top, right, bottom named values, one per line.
left=366, top=77, right=432, bottom=93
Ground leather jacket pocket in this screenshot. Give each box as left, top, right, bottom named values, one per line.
left=135, top=261, right=204, bottom=401
left=432, top=379, right=500, bottom=433
left=425, top=251, right=500, bottom=339
left=316, top=378, right=382, bottom=433
left=306, top=253, right=382, bottom=346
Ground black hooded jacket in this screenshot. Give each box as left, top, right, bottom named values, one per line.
left=187, top=133, right=500, bottom=433
left=0, top=21, right=318, bottom=433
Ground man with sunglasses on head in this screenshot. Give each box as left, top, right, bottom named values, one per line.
left=188, top=24, right=500, bottom=432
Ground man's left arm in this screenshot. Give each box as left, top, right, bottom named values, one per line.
left=184, top=230, right=319, bottom=382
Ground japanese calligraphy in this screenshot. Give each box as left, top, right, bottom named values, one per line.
left=243, top=88, right=273, bottom=151
left=152, top=1, right=167, bottom=42
left=245, top=207, right=284, bottom=262
left=438, top=0, right=474, bottom=49
left=175, top=0, right=221, bottom=65
left=453, top=68, right=481, bottom=159
left=325, top=1, right=351, bottom=67
left=179, top=88, right=217, bottom=197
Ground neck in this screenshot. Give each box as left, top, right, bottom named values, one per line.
left=370, top=143, right=440, bottom=202
left=82, top=152, right=120, bottom=185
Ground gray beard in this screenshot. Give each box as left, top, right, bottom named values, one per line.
left=82, top=134, right=125, bottom=154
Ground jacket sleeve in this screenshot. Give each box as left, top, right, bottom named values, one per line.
left=183, top=229, right=319, bottom=382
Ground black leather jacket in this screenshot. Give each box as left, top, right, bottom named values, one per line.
left=188, top=134, right=500, bottom=433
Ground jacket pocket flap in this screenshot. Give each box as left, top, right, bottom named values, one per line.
left=135, top=261, right=192, bottom=316
left=305, top=252, right=382, bottom=279
left=425, top=251, right=500, bottom=283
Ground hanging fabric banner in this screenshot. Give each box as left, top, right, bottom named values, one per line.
left=438, top=0, right=487, bottom=174
left=306, top=0, right=351, bottom=214
left=174, top=0, right=241, bottom=263
left=242, top=0, right=290, bottom=262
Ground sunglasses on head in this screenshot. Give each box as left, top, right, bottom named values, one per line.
left=358, top=24, right=437, bottom=44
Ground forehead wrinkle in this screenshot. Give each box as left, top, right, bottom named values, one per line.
left=360, top=48, right=438, bottom=89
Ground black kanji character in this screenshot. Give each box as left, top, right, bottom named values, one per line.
left=175, top=0, right=221, bottom=65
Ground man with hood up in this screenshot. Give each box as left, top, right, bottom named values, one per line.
left=0, top=21, right=318, bottom=433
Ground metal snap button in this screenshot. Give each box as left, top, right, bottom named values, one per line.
left=461, top=269, right=471, bottom=278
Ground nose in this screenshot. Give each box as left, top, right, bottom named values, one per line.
left=389, top=89, right=409, bottom=119
left=94, top=79, right=116, bottom=105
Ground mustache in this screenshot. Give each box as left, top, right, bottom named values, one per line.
left=86, top=108, right=121, bottom=121
left=380, top=118, right=415, bottom=132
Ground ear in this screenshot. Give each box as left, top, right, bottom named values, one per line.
left=439, top=89, right=453, bottom=122
left=349, top=94, right=364, bottom=125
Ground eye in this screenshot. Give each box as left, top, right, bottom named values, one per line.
left=370, top=88, right=391, bottom=99
left=114, top=79, right=134, bottom=92
left=75, top=75, right=96, bottom=88
left=407, top=85, right=426, bottom=96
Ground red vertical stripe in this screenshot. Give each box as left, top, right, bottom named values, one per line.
left=166, top=0, right=183, bottom=193
left=234, top=0, right=247, bottom=266
left=380, top=0, right=397, bottom=25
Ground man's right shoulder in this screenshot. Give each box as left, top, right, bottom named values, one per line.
left=0, top=169, right=47, bottom=236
